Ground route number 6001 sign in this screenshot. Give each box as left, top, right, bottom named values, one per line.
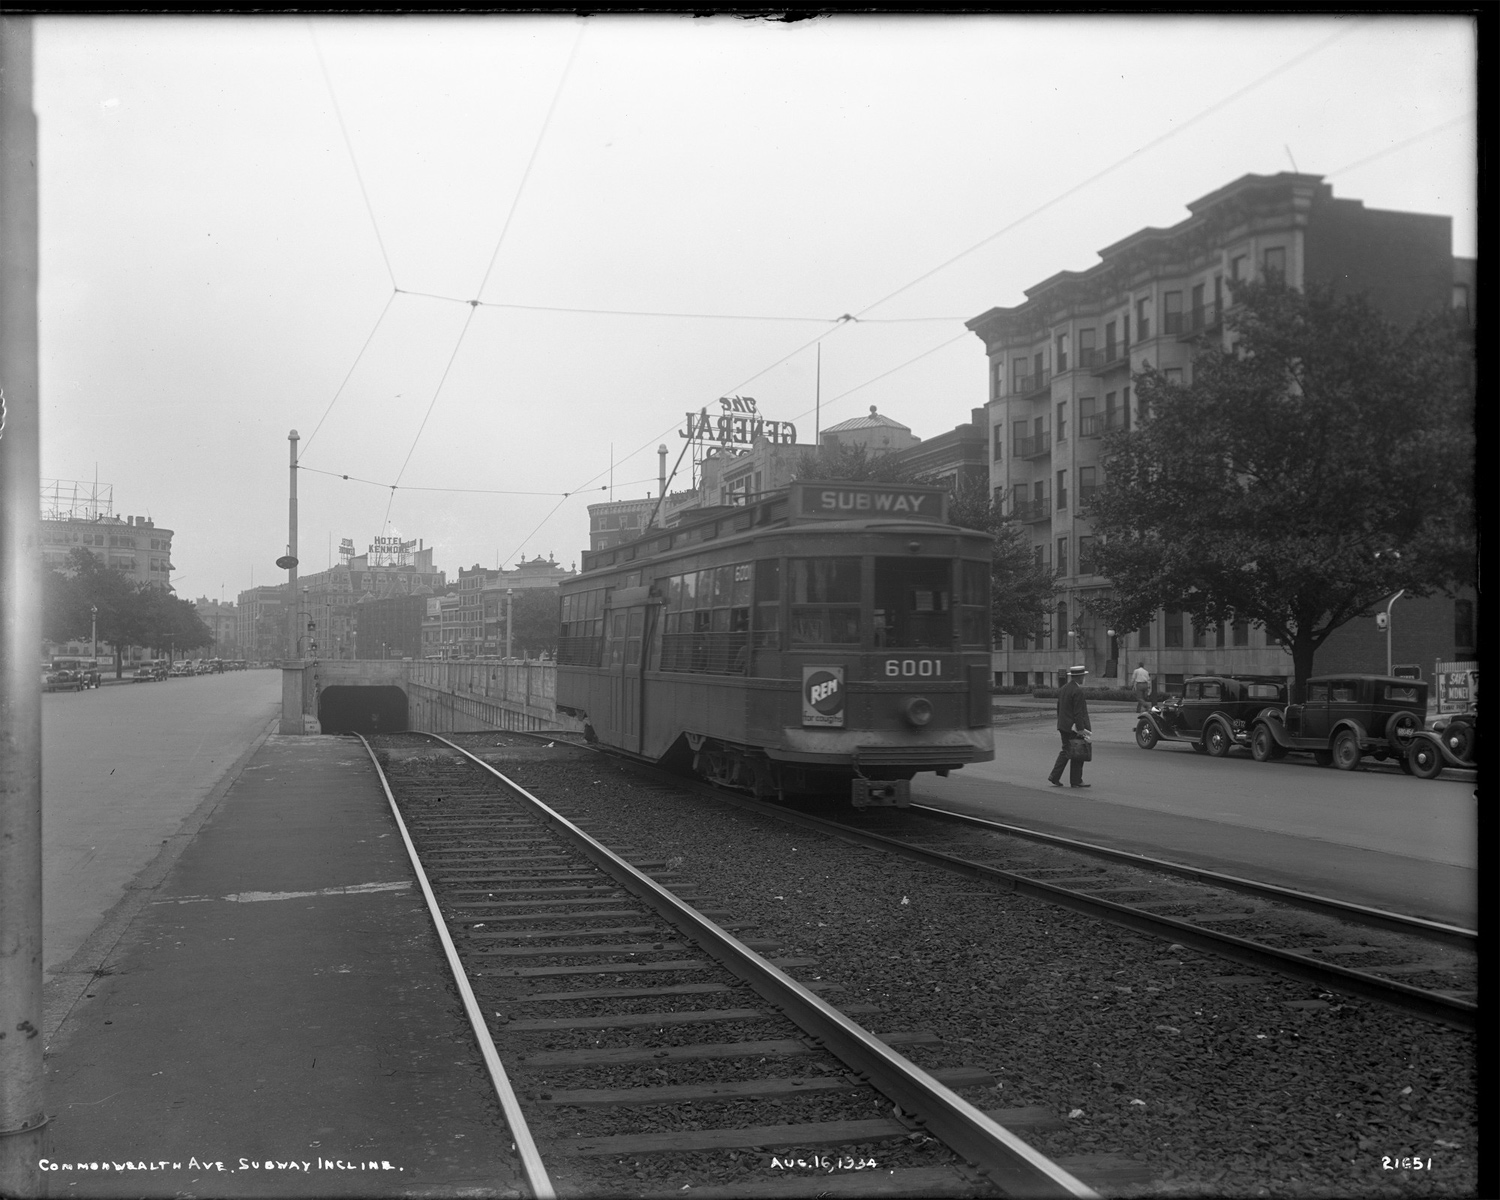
left=885, top=659, right=943, bottom=678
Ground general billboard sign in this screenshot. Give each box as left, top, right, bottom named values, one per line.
left=680, top=396, right=796, bottom=448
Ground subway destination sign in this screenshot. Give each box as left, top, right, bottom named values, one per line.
left=791, top=481, right=949, bottom=523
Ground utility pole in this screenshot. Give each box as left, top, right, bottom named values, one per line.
left=286, top=429, right=299, bottom=660
left=0, top=16, right=47, bottom=1194
left=505, top=589, right=514, bottom=661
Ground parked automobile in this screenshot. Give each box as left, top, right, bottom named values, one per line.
left=43, top=667, right=84, bottom=692
left=49, top=658, right=102, bottom=689
left=1135, top=675, right=1287, bottom=756
left=1249, top=675, right=1427, bottom=772
left=1402, top=712, right=1478, bottom=780
left=169, top=661, right=193, bottom=678
left=133, top=660, right=166, bottom=681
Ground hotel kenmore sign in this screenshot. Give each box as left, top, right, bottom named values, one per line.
left=680, top=396, right=797, bottom=447
left=790, top=481, right=949, bottom=524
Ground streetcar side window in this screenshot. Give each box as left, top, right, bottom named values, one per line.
left=790, top=558, right=861, bottom=646
left=558, top=587, right=606, bottom=666
left=753, top=560, right=781, bottom=655
left=874, top=558, right=951, bottom=649
left=659, top=561, right=753, bottom=675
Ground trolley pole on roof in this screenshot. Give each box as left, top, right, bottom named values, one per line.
left=0, top=16, right=48, bottom=1194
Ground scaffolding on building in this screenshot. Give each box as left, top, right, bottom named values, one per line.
left=41, top=478, right=115, bottom=522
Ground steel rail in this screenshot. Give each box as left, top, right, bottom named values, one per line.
left=356, top=735, right=557, bottom=1200
left=644, top=784, right=1476, bottom=1033
left=906, top=803, right=1478, bottom=951
left=421, top=732, right=1099, bottom=1200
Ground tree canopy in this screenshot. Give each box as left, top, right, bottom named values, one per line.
left=43, top=549, right=215, bottom=672
left=1089, top=280, right=1474, bottom=694
left=791, top=444, right=1056, bottom=639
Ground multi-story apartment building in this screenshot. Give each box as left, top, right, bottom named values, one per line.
left=193, top=597, right=238, bottom=658
left=296, top=538, right=444, bottom=661
left=39, top=482, right=174, bottom=590
left=967, top=171, right=1467, bottom=690
left=892, top=408, right=990, bottom=492
left=237, top=585, right=285, bottom=661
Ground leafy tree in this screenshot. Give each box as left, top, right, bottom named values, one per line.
left=792, top=446, right=1055, bottom=641
left=46, top=549, right=141, bottom=676
left=1089, top=280, right=1474, bottom=698
left=506, top=589, right=560, bottom=658
left=944, top=476, right=1059, bottom=641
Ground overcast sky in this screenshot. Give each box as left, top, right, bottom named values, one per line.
left=34, top=14, right=1475, bottom=604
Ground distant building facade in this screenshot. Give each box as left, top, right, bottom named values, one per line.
left=193, top=597, right=239, bottom=658
left=892, top=408, right=989, bottom=492
left=237, top=586, right=286, bottom=661
left=354, top=594, right=428, bottom=660
left=819, top=406, right=919, bottom=454
left=297, top=538, right=445, bottom=661
left=967, top=171, right=1471, bottom=689
left=39, top=482, right=174, bottom=590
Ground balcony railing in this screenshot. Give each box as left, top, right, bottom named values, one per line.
left=1178, top=301, right=1221, bottom=338
left=1011, top=368, right=1052, bottom=398
left=1013, top=498, right=1052, bottom=523
left=1013, top=432, right=1052, bottom=459
left=1087, top=344, right=1131, bottom=374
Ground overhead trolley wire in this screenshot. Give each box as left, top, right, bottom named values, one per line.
left=1327, top=111, right=1472, bottom=179
left=298, top=292, right=397, bottom=459
left=395, top=288, right=961, bottom=323
left=299, top=463, right=599, bottom=498
left=308, top=20, right=399, bottom=293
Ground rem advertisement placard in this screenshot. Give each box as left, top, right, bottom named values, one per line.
left=792, top=481, right=948, bottom=524
left=802, top=665, right=846, bottom=727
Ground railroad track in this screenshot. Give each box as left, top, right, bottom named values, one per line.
left=481, top=728, right=1476, bottom=1033
left=668, top=787, right=1478, bottom=1032
left=360, top=731, right=1103, bottom=1200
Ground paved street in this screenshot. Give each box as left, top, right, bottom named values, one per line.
left=40, top=670, right=282, bottom=979
left=917, top=704, right=1477, bottom=927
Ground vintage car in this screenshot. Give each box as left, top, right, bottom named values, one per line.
left=49, top=658, right=102, bottom=689
left=1135, top=675, right=1287, bottom=756
left=1404, top=712, right=1477, bottom=779
left=43, top=667, right=84, bottom=692
left=1249, top=674, right=1427, bottom=772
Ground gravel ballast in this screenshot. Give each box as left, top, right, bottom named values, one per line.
left=440, top=735, right=1479, bottom=1199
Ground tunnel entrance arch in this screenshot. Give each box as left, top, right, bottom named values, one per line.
left=318, top=685, right=409, bottom=735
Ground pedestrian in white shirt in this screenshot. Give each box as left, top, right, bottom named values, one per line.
left=1131, top=662, right=1152, bottom=713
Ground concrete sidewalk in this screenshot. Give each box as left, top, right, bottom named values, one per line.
left=39, top=735, right=523, bottom=1199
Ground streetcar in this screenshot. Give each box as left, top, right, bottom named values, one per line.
left=556, top=480, right=994, bottom=806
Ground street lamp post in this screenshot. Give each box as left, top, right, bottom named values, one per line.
left=1384, top=589, right=1406, bottom=677
left=505, top=588, right=514, bottom=661
left=90, top=604, right=97, bottom=664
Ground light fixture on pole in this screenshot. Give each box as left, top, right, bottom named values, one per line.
left=1374, top=550, right=1404, bottom=677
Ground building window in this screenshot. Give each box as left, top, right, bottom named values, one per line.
left=1164, top=367, right=1183, bottom=386
left=1080, top=396, right=1097, bottom=437
left=1453, top=284, right=1470, bottom=322
left=992, top=358, right=1004, bottom=400
left=1079, top=465, right=1097, bottom=508
left=1164, top=673, right=1185, bottom=697
left=1013, top=631, right=1028, bottom=652
left=1011, top=483, right=1027, bottom=516
left=1056, top=469, right=1068, bottom=509
left=1139, top=619, right=1152, bottom=648
left=1055, top=601, right=1069, bottom=643
left=1232, top=619, right=1250, bottom=646
left=1164, top=607, right=1183, bottom=648
left=1192, top=620, right=1207, bottom=648
left=1056, top=332, right=1069, bottom=373
left=1163, top=291, right=1184, bottom=335
left=1013, top=358, right=1029, bottom=390
left=1056, top=536, right=1068, bottom=576
left=1056, top=401, right=1067, bottom=443
left=992, top=425, right=1003, bottom=460
left=1014, top=671, right=1029, bottom=686
left=1263, top=246, right=1286, bottom=278
left=1104, top=320, right=1116, bottom=358
left=1231, top=254, right=1246, bottom=282
left=1123, top=385, right=1132, bottom=430
left=1103, top=392, right=1116, bottom=431
left=1455, top=599, right=1475, bottom=650
left=1136, top=297, right=1150, bottom=340
left=1078, top=535, right=1095, bottom=574
left=1191, top=282, right=1205, bottom=330
left=1079, top=327, right=1096, bottom=367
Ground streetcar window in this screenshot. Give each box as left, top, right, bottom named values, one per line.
left=753, top=560, right=781, bottom=656
left=659, top=561, right=753, bottom=675
left=558, top=587, right=606, bottom=666
left=874, top=558, right=950, bottom=648
left=790, top=558, right=861, bottom=646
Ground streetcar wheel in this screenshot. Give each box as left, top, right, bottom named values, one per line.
left=1204, top=722, right=1232, bottom=758
left=1332, top=730, right=1363, bottom=771
left=1407, top=740, right=1444, bottom=780
left=1134, top=722, right=1159, bottom=750
left=1311, top=749, right=1334, bottom=767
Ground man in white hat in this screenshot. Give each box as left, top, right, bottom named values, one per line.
left=1047, top=665, right=1093, bottom=789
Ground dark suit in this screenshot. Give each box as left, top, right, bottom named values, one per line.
left=1048, top=677, right=1093, bottom=786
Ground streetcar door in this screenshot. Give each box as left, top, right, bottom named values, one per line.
left=607, top=603, right=649, bottom=754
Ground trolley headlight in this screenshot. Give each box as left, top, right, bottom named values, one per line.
left=903, top=697, right=933, bottom=728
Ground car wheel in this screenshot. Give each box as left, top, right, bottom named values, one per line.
left=1442, top=720, right=1474, bottom=762
left=1385, top=711, right=1421, bottom=747
left=1204, top=722, right=1232, bottom=758
left=1332, top=730, right=1362, bottom=771
left=1407, top=740, right=1444, bottom=780
left=1311, top=749, right=1334, bottom=767
left=1250, top=724, right=1277, bottom=762
left=1134, top=722, right=1159, bottom=750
